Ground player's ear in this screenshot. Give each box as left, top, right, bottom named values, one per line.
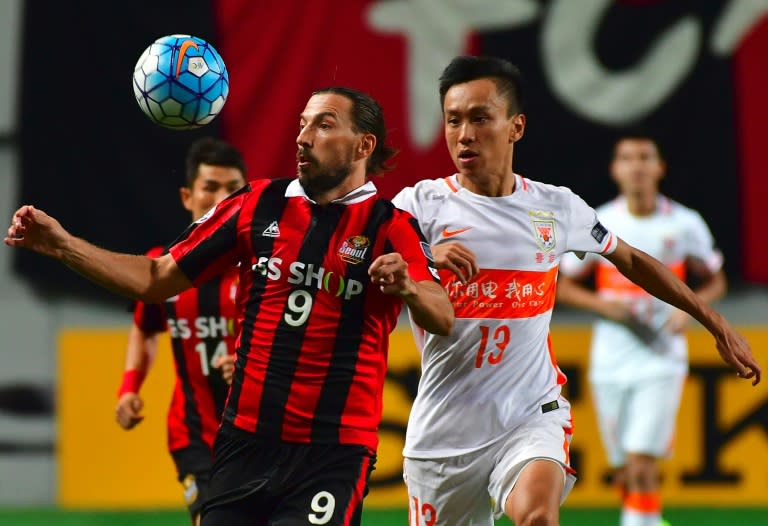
left=509, top=113, right=526, bottom=143
left=357, top=133, right=376, bottom=160
left=179, top=186, right=193, bottom=212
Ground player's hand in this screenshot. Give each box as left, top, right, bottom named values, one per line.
left=599, top=300, right=657, bottom=344
left=4, top=205, right=71, bottom=258
left=368, top=253, right=416, bottom=297
left=712, top=321, right=761, bottom=386
left=597, top=300, right=633, bottom=323
left=214, top=354, right=236, bottom=385
left=115, top=393, right=145, bottom=430
left=432, top=242, right=478, bottom=284
left=663, top=308, right=690, bottom=334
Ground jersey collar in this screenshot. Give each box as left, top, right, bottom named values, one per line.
left=285, top=178, right=378, bottom=205
left=450, top=173, right=526, bottom=194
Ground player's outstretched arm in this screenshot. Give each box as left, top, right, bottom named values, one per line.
left=605, top=238, right=761, bottom=385
left=665, top=265, right=727, bottom=333
left=369, top=253, right=454, bottom=335
left=5, top=205, right=191, bottom=302
left=115, top=322, right=160, bottom=430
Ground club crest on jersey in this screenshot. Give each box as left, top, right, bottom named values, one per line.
left=338, top=235, right=370, bottom=264
left=532, top=219, right=556, bottom=252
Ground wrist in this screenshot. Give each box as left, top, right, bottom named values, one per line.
left=56, top=233, right=75, bottom=261
left=118, top=369, right=146, bottom=397
left=398, top=279, right=418, bottom=298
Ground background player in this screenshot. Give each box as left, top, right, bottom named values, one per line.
left=114, top=137, right=246, bottom=525
left=556, top=134, right=727, bottom=526
left=5, top=86, right=453, bottom=526
left=392, top=55, right=759, bottom=526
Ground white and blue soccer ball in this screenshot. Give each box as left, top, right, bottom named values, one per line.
left=132, top=34, right=229, bottom=129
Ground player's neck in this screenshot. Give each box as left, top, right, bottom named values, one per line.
left=311, top=172, right=368, bottom=206
left=458, top=171, right=516, bottom=197
left=625, top=192, right=657, bottom=216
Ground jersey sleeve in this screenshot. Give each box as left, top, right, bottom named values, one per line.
left=391, top=186, right=417, bottom=215
left=684, top=210, right=724, bottom=273
left=564, top=191, right=617, bottom=256
left=386, top=210, right=440, bottom=283
left=391, top=185, right=434, bottom=241
left=169, top=185, right=249, bottom=286
left=132, top=246, right=168, bottom=333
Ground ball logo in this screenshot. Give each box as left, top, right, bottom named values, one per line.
left=175, top=39, right=199, bottom=78
left=338, top=235, right=370, bottom=264
left=133, top=34, right=228, bottom=129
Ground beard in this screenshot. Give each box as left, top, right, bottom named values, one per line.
left=297, top=151, right=354, bottom=199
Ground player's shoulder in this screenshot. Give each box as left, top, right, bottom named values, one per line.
left=394, top=176, right=456, bottom=203
left=517, top=175, right=588, bottom=209
left=240, top=178, right=272, bottom=200
left=376, top=195, right=414, bottom=224
left=235, top=177, right=295, bottom=201
left=664, top=195, right=701, bottom=215
left=592, top=197, right=622, bottom=217
left=660, top=195, right=710, bottom=224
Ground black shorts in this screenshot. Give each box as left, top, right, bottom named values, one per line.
left=201, top=423, right=376, bottom=526
left=172, top=446, right=214, bottom=521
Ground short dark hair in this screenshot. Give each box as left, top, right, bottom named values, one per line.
left=439, top=56, right=524, bottom=116
left=185, top=137, right=247, bottom=187
left=312, top=86, right=398, bottom=175
left=613, top=131, right=665, bottom=160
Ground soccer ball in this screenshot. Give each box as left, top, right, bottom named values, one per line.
left=132, top=34, right=229, bottom=129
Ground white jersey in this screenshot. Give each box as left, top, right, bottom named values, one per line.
left=560, top=195, right=723, bottom=383
left=393, top=174, right=616, bottom=458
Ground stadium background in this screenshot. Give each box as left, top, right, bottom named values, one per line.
left=0, top=0, right=766, bottom=524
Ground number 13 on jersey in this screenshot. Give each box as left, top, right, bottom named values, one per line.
left=475, top=324, right=510, bottom=368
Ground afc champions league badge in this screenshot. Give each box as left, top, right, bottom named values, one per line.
left=532, top=219, right=556, bottom=252
left=338, top=235, right=370, bottom=264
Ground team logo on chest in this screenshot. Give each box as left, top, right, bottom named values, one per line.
left=338, top=235, right=370, bottom=264
left=532, top=219, right=556, bottom=252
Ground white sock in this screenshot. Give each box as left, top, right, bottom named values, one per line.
left=621, top=506, right=661, bottom=526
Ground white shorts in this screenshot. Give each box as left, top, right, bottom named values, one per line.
left=591, top=374, right=686, bottom=467
left=403, top=402, right=576, bottom=525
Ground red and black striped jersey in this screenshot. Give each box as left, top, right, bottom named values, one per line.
left=168, top=178, right=439, bottom=450
left=134, top=246, right=239, bottom=455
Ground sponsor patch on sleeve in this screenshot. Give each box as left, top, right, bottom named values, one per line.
left=194, top=205, right=217, bottom=225
left=420, top=241, right=434, bottom=262
left=591, top=221, right=608, bottom=244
